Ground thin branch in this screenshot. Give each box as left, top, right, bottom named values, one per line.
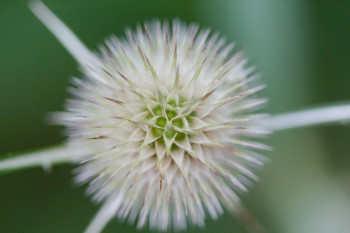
left=29, top=0, right=98, bottom=65
left=84, top=196, right=122, bottom=233
left=0, top=145, right=86, bottom=173
left=261, top=103, right=350, bottom=131
left=233, top=203, right=266, bottom=233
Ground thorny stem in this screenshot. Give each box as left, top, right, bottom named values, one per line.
left=0, top=146, right=84, bottom=173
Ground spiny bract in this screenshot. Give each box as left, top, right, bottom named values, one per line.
left=57, top=20, right=269, bottom=231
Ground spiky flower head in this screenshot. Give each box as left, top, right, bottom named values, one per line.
left=57, top=20, right=268, bottom=231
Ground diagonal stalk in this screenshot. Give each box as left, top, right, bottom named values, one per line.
left=84, top=195, right=122, bottom=233
left=29, top=0, right=97, bottom=65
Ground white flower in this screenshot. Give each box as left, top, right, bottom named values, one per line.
left=57, top=19, right=269, bottom=232
left=1, top=1, right=350, bottom=233
left=30, top=2, right=269, bottom=231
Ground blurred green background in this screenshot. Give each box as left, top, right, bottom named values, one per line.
left=1, top=1, right=350, bottom=232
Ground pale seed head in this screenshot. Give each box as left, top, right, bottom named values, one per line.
left=57, top=20, right=268, bottom=231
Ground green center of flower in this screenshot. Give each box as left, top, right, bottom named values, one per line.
left=148, top=99, right=193, bottom=146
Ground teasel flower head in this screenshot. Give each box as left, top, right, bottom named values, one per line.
left=29, top=1, right=269, bottom=232
left=2, top=2, right=350, bottom=233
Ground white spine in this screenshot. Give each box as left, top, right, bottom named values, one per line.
left=29, top=0, right=97, bottom=65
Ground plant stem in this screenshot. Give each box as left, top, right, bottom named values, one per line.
left=29, top=0, right=97, bottom=65
left=260, top=103, right=350, bottom=131
left=85, top=195, right=122, bottom=233
left=0, top=145, right=86, bottom=173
